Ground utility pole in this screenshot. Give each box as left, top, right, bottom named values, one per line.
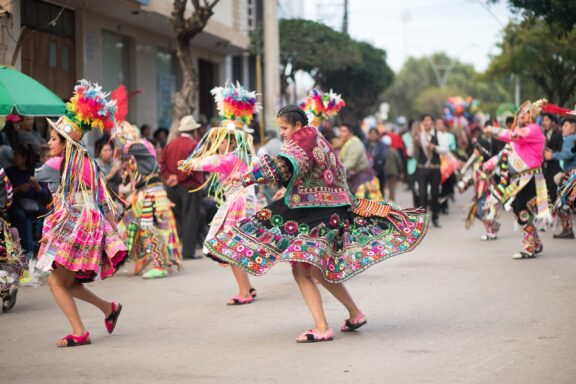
left=342, top=0, right=348, bottom=35
left=263, top=0, right=280, bottom=137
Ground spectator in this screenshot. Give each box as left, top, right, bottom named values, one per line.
left=153, top=128, right=169, bottom=148
left=6, top=144, right=50, bottom=257
left=403, top=120, right=420, bottom=207
left=339, top=123, right=381, bottom=199
left=477, top=120, right=506, bottom=158
left=365, top=128, right=387, bottom=196
left=160, top=116, right=204, bottom=259
left=415, top=114, right=447, bottom=228
left=141, top=124, right=152, bottom=140
left=541, top=113, right=563, bottom=203
left=17, top=116, right=44, bottom=148
left=95, top=137, right=122, bottom=196
left=436, top=118, right=458, bottom=214
left=382, top=135, right=404, bottom=202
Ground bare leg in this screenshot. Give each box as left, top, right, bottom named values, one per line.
left=228, top=266, right=253, bottom=303
left=310, top=268, right=363, bottom=320
left=70, top=283, right=113, bottom=317
left=292, top=263, right=329, bottom=338
left=47, top=266, right=86, bottom=345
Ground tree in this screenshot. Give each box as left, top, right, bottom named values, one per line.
left=170, top=0, right=219, bottom=137
left=486, top=19, right=576, bottom=106
left=489, top=0, right=576, bottom=34
left=319, top=41, right=394, bottom=122
left=383, top=52, right=512, bottom=119
left=251, top=19, right=362, bottom=102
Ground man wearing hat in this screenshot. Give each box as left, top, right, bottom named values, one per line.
left=160, top=116, right=205, bottom=259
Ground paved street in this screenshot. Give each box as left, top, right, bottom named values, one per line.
left=1, top=189, right=575, bottom=384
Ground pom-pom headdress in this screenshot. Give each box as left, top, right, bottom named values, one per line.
left=48, top=79, right=117, bottom=143
left=211, top=82, right=259, bottom=129
left=47, top=79, right=118, bottom=218
left=179, top=82, right=259, bottom=204
left=299, top=88, right=345, bottom=127
left=110, top=84, right=141, bottom=145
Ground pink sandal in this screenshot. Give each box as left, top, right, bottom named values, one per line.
left=57, top=331, right=91, bottom=347
left=227, top=295, right=254, bottom=306
left=105, top=302, right=123, bottom=334
left=296, top=328, right=334, bottom=343
left=341, top=313, right=367, bottom=332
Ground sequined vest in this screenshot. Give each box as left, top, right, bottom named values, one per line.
left=280, top=126, right=353, bottom=208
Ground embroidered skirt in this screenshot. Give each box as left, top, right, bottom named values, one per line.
left=37, top=205, right=127, bottom=283
left=0, top=218, right=26, bottom=294
left=205, top=199, right=429, bottom=283
left=122, top=183, right=182, bottom=274
left=204, top=186, right=258, bottom=262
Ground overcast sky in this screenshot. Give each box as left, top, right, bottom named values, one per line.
left=304, top=0, right=516, bottom=72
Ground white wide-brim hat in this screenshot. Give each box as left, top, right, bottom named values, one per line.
left=178, top=115, right=201, bottom=132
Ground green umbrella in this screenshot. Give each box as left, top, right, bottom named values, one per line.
left=0, top=66, right=65, bottom=116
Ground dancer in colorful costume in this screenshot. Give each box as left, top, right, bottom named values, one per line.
left=36, top=80, right=127, bottom=347
left=179, top=83, right=259, bottom=304
left=205, top=104, right=429, bottom=343
left=482, top=99, right=551, bottom=259
left=546, top=117, right=576, bottom=239
left=111, top=86, right=182, bottom=279
left=0, top=168, right=28, bottom=312
left=458, top=132, right=507, bottom=240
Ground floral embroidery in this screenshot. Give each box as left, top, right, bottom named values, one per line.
left=204, top=205, right=429, bottom=283
left=323, top=169, right=334, bottom=186
left=284, top=220, right=298, bottom=234
left=343, top=220, right=350, bottom=231
left=256, top=209, right=272, bottom=222
left=313, top=147, right=325, bottom=165
left=328, top=213, right=340, bottom=228
left=298, top=223, right=310, bottom=234
left=329, top=152, right=337, bottom=167
left=271, top=214, right=284, bottom=227
left=354, top=217, right=367, bottom=226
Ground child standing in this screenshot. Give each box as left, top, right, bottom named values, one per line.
left=35, top=80, right=127, bottom=347
left=179, top=84, right=259, bottom=304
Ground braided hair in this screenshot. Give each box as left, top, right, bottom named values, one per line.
left=277, top=105, right=308, bottom=127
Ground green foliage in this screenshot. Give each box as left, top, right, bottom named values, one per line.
left=251, top=19, right=361, bottom=80
left=486, top=19, right=576, bottom=106
left=319, top=42, right=394, bottom=121
left=383, top=53, right=511, bottom=119
left=489, top=0, right=576, bottom=34
left=251, top=19, right=393, bottom=120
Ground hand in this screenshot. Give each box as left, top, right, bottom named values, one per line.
left=223, top=176, right=241, bottom=186
left=29, top=177, right=41, bottom=192
left=427, top=143, right=436, bottom=152
left=16, top=183, right=31, bottom=193
left=111, top=161, right=122, bottom=173
left=177, top=160, right=185, bottom=167
left=272, top=188, right=286, bottom=201
left=544, top=149, right=553, bottom=161
left=166, top=174, right=178, bottom=187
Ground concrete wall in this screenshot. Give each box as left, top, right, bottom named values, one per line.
left=0, top=3, right=21, bottom=67
left=76, top=7, right=231, bottom=128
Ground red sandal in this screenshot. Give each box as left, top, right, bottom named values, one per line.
left=105, top=302, right=123, bottom=334
left=226, top=295, right=254, bottom=305
left=296, top=328, right=334, bottom=343
left=57, top=332, right=91, bottom=347
left=341, top=313, right=367, bottom=332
